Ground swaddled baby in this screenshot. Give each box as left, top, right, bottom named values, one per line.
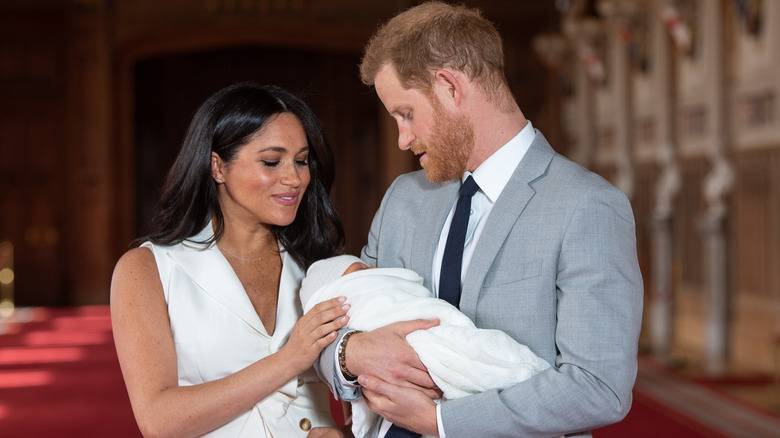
left=301, top=255, right=551, bottom=438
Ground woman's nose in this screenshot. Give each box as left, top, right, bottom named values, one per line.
left=281, top=164, right=302, bottom=186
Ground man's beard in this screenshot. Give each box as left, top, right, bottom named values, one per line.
left=415, top=101, right=475, bottom=183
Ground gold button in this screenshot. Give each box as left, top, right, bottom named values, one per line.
left=299, top=418, right=311, bottom=431
left=297, top=378, right=304, bottom=387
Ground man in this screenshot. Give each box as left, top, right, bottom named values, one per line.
left=317, top=2, right=643, bottom=437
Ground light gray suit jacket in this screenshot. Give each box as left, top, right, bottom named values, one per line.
left=318, top=131, right=643, bottom=438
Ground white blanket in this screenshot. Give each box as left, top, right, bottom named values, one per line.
left=303, top=267, right=551, bottom=438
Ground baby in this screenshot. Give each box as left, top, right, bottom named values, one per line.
left=301, top=255, right=551, bottom=438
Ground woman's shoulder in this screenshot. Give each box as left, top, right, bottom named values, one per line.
left=113, top=246, right=157, bottom=279
left=110, top=245, right=165, bottom=307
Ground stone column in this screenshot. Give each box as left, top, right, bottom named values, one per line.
left=650, top=148, right=680, bottom=361
left=699, top=145, right=733, bottom=374
left=562, top=16, right=602, bottom=169
left=649, top=0, right=681, bottom=362
left=698, top=0, right=733, bottom=375
left=598, top=0, right=637, bottom=198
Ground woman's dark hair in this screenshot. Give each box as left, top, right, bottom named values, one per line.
left=139, top=82, right=344, bottom=269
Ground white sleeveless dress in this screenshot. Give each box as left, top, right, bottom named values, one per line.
left=143, top=224, right=336, bottom=437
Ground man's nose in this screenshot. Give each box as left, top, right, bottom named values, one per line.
left=398, top=126, right=415, bottom=150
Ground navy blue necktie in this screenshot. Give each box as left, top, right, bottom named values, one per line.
left=438, top=175, right=479, bottom=307
left=385, top=424, right=421, bottom=438
left=386, top=177, right=479, bottom=438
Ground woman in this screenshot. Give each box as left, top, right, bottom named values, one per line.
left=111, top=83, right=351, bottom=437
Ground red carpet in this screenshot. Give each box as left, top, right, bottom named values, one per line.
left=0, top=306, right=141, bottom=437
left=594, top=391, right=718, bottom=438
left=2, top=306, right=779, bottom=437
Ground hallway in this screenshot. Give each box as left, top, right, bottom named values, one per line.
left=2, top=306, right=779, bottom=437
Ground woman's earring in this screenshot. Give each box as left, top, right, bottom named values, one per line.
left=216, top=179, right=223, bottom=183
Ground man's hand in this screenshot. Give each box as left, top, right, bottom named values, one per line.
left=308, top=425, right=353, bottom=438
left=359, top=375, right=439, bottom=436
left=346, top=319, right=441, bottom=398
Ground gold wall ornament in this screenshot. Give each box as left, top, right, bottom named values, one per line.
left=0, top=241, right=15, bottom=318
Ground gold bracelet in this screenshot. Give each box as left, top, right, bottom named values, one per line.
left=338, top=330, right=363, bottom=381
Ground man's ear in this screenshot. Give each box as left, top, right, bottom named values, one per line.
left=211, top=152, right=224, bottom=183
left=434, top=69, right=463, bottom=106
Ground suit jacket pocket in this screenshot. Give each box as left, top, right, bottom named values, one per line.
left=482, top=258, right=542, bottom=287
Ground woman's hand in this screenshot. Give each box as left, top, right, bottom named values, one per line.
left=280, top=296, right=350, bottom=373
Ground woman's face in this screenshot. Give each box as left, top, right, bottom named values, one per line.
left=212, top=113, right=311, bottom=228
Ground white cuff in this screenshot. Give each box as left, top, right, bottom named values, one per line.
left=334, top=333, right=360, bottom=387
left=436, top=404, right=446, bottom=438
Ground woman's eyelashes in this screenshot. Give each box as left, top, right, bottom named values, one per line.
left=260, top=156, right=309, bottom=168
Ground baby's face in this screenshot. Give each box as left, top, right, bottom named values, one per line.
left=343, top=262, right=371, bottom=276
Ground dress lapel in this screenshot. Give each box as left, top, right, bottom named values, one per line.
left=168, top=223, right=275, bottom=336
left=269, top=250, right=304, bottom=352
left=169, top=245, right=268, bottom=336
left=459, top=131, right=556, bottom=318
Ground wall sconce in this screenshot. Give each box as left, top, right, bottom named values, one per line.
left=0, top=241, right=15, bottom=319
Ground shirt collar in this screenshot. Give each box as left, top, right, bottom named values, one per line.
left=469, top=120, right=535, bottom=203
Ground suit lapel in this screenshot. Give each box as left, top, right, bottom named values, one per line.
left=411, top=180, right=459, bottom=290
left=459, top=131, right=556, bottom=319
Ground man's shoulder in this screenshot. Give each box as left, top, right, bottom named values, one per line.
left=545, top=152, right=623, bottom=191
left=376, top=170, right=456, bottom=224
left=386, top=170, right=455, bottom=199
left=392, top=169, right=440, bottom=190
